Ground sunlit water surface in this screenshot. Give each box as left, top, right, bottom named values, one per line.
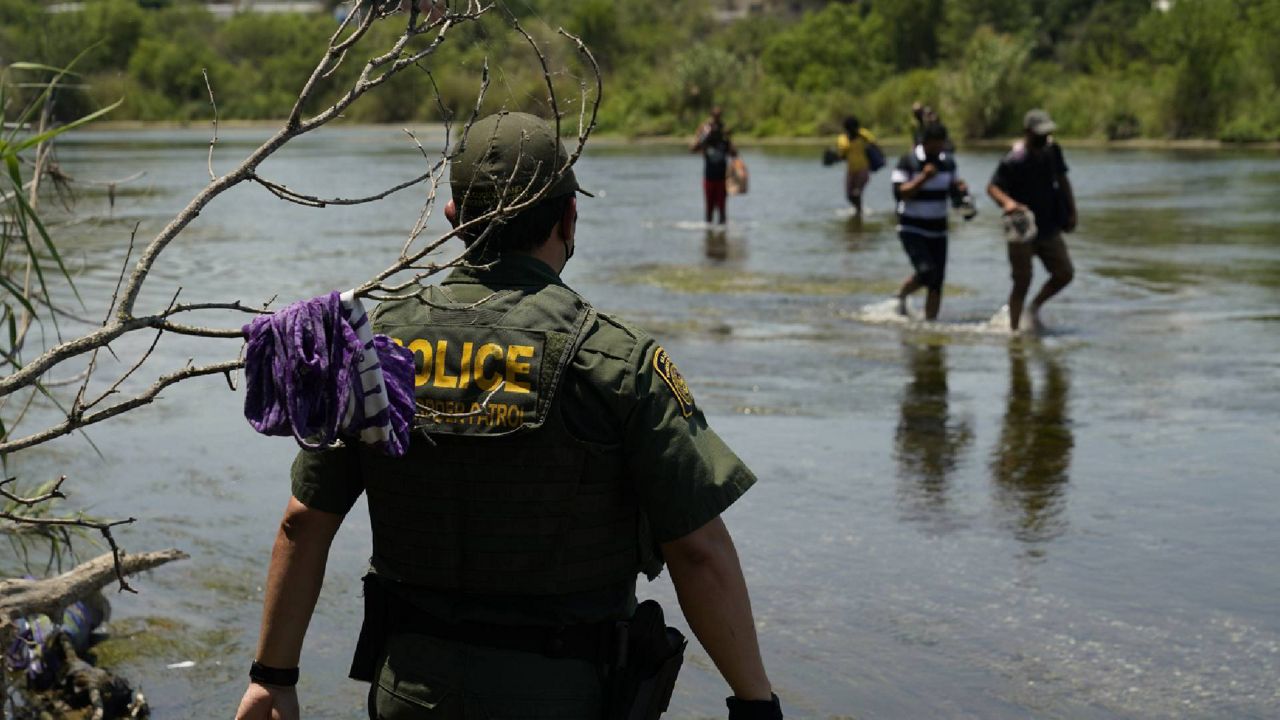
left=8, top=127, right=1279, bottom=719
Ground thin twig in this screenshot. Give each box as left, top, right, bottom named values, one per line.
left=251, top=169, right=436, bottom=208
left=0, top=8, right=607, bottom=600
left=415, top=379, right=506, bottom=420
left=1, top=5, right=504, bottom=399
left=203, top=68, right=219, bottom=181
left=82, top=325, right=165, bottom=413
left=0, top=360, right=244, bottom=455
left=0, top=475, right=67, bottom=506
left=80, top=171, right=146, bottom=188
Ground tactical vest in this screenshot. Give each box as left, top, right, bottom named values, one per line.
left=359, top=282, right=645, bottom=596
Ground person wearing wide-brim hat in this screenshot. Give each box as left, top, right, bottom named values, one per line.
left=235, top=112, right=783, bottom=720
left=987, top=109, right=1079, bottom=332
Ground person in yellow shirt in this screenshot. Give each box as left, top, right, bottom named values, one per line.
left=836, top=116, right=879, bottom=217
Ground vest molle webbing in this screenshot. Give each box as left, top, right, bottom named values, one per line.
left=361, top=283, right=645, bottom=595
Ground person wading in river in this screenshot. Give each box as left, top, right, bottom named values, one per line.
left=691, top=107, right=738, bottom=225
left=987, top=109, right=1078, bottom=332
left=234, top=112, right=783, bottom=720
left=892, top=122, right=971, bottom=321
left=835, top=115, right=879, bottom=218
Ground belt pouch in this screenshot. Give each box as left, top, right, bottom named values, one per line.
left=608, top=600, right=688, bottom=720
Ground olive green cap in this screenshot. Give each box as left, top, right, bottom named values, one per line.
left=449, top=112, right=591, bottom=210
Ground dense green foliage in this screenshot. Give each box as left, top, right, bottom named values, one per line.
left=1, top=0, right=1278, bottom=140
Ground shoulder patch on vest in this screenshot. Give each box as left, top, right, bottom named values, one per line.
left=653, top=346, right=695, bottom=418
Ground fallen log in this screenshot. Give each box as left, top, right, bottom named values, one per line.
left=0, top=549, right=189, bottom=627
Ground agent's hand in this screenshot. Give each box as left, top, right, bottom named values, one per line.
left=235, top=682, right=299, bottom=720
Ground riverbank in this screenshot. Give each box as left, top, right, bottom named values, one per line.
left=601, top=134, right=1280, bottom=151
left=6, top=0, right=1278, bottom=144
left=85, top=121, right=1280, bottom=152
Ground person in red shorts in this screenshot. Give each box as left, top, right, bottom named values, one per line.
left=691, top=107, right=738, bottom=225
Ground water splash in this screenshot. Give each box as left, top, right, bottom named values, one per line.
left=662, top=219, right=761, bottom=232
left=853, top=298, right=1022, bottom=337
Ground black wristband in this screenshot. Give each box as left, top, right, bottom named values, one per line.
left=249, top=660, right=299, bottom=688
left=726, top=692, right=783, bottom=720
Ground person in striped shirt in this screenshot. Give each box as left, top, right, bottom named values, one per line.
left=892, top=122, right=970, bottom=321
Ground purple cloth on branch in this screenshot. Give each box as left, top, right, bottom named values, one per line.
left=242, top=291, right=414, bottom=456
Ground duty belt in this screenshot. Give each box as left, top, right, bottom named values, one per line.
left=391, top=611, right=617, bottom=664
left=349, top=572, right=617, bottom=682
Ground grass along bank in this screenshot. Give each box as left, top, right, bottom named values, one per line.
left=3, top=0, right=1279, bottom=142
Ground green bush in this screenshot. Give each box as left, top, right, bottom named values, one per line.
left=1, top=0, right=1276, bottom=139
left=762, top=4, right=891, bottom=95
left=1058, top=0, right=1151, bottom=74
left=1219, top=115, right=1276, bottom=143
left=940, top=0, right=1034, bottom=60
left=559, top=0, right=621, bottom=66
left=869, top=0, right=942, bottom=70
left=1218, top=89, right=1280, bottom=143
left=944, top=26, right=1033, bottom=138
left=1247, top=0, right=1280, bottom=87
left=674, top=45, right=741, bottom=114
left=1037, top=73, right=1107, bottom=139
left=861, top=68, right=941, bottom=138
left=128, top=38, right=222, bottom=105
left=1140, top=0, right=1241, bottom=138
left=79, top=0, right=147, bottom=71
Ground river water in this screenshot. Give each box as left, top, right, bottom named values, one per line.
left=8, top=127, right=1279, bottom=719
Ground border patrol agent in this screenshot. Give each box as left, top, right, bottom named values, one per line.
left=235, top=113, right=784, bottom=720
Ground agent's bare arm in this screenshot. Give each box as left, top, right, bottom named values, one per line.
left=255, top=497, right=342, bottom=666
left=663, top=516, right=773, bottom=702
left=235, top=498, right=343, bottom=720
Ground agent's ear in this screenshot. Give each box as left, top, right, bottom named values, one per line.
left=557, top=196, right=578, bottom=240
left=445, top=199, right=459, bottom=228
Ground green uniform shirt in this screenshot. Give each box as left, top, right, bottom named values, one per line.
left=292, top=254, right=756, bottom=623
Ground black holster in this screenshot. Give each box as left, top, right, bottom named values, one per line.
left=606, top=600, right=687, bottom=720
left=348, top=573, right=389, bottom=682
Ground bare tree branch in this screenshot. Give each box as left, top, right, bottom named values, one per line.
left=0, top=475, right=67, bottom=506
left=0, top=360, right=242, bottom=455
left=203, top=68, right=219, bottom=181
left=251, top=168, right=436, bottom=208
left=3, top=3, right=604, bottom=599
left=0, top=548, right=188, bottom=624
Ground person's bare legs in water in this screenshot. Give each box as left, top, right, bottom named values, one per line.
left=1007, top=234, right=1074, bottom=332
left=897, top=274, right=942, bottom=321
left=1008, top=274, right=1069, bottom=333
left=847, top=183, right=864, bottom=231
left=704, top=179, right=728, bottom=225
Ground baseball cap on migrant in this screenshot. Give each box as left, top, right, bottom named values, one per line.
left=449, top=112, right=592, bottom=212
left=1023, top=109, right=1058, bottom=136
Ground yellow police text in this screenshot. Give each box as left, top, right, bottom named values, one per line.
left=394, top=338, right=535, bottom=394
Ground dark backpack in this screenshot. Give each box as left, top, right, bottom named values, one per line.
left=865, top=142, right=886, bottom=172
